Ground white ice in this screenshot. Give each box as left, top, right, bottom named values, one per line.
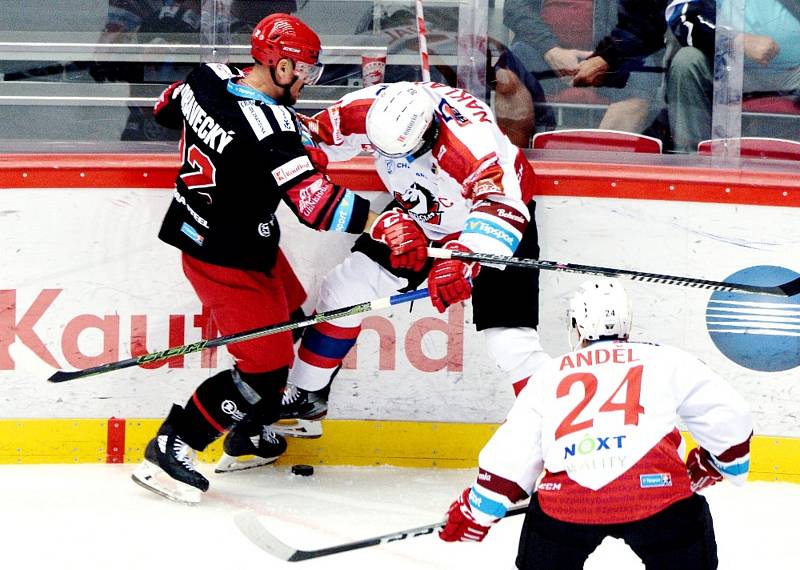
left=0, top=463, right=797, bottom=569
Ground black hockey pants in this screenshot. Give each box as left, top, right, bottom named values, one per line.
left=516, top=493, right=718, bottom=569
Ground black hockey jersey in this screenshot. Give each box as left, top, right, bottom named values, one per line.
left=154, top=63, right=369, bottom=272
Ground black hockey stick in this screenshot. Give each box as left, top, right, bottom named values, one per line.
left=428, top=248, right=800, bottom=297
left=46, top=288, right=431, bottom=383
left=234, top=503, right=528, bottom=562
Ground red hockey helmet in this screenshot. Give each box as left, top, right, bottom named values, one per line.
left=251, top=13, right=323, bottom=84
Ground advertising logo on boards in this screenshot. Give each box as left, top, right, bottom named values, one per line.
left=705, top=265, right=800, bottom=372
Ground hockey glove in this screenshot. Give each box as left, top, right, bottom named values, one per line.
left=439, top=488, right=497, bottom=543
left=686, top=447, right=724, bottom=492
left=369, top=208, right=428, bottom=272
left=428, top=241, right=480, bottom=313
left=305, top=146, right=329, bottom=175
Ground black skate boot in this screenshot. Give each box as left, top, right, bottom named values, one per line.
left=131, top=405, right=209, bottom=505
left=215, top=420, right=288, bottom=473
left=271, top=381, right=331, bottom=439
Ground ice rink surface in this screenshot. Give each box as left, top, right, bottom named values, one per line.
left=1, top=463, right=797, bottom=569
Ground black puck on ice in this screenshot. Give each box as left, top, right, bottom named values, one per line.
left=291, top=464, right=314, bottom=477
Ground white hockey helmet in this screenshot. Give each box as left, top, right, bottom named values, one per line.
left=365, top=82, right=437, bottom=158
left=567, top=278, right=632, bottom=347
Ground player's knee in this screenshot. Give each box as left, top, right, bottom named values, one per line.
left=318, top=252, right=385, bottom=309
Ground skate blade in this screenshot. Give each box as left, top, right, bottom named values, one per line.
left=271, top=419, right=323, bottom=439
left=215, top=453, right=281, bottom=473
left=131, top=460, right=202, bottom=505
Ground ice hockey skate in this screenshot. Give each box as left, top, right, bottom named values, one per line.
left=215, top=422, right=288, bottom=473
left=270, top=382, right=329, bottom=439
left=131, top=414, right=209, bottom=506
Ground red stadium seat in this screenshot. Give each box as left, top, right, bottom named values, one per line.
left=697, top=137, right=800, bottom=161
left=531, top=129, right=663, bottom=153
left=742, top=95, right=800, bottom=116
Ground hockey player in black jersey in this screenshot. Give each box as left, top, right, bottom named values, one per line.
left=132, top=13, right=375, bottom=504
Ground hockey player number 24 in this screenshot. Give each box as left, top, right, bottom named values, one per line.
left=555, top=365, right=645, bottom=440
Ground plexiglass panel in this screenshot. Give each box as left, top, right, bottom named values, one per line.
left=0, top=0, right=797, bottom=161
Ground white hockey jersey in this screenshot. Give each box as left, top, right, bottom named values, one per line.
left=302, top=82, right=536, bottom=256
left=470, top=340, right=753, bottom=524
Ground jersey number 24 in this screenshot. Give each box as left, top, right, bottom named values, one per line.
left=555, top=365, right=645, bottom=440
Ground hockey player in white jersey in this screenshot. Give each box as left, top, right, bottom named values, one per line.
left=277, top=81, right=549, bottom=433
left=439, top=279, right=753, bottom=570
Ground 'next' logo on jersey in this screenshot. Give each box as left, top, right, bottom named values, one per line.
left=705, top=265, right=800, bottom=372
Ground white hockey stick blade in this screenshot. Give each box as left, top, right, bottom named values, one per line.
left=235, top=511, right=301, bottom=561
left=234, top=502, right=529, bottom=562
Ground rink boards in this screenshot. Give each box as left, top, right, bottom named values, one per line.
left=1, top=154, right=798, bottom=480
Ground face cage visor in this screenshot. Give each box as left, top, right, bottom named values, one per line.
left=293, top=60, right=324, bottom=85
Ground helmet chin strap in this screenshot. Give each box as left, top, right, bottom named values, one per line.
left=269, top=65, right=301, bottom=105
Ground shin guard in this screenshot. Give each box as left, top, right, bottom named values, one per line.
left=181, top=367, right=287, bottom=450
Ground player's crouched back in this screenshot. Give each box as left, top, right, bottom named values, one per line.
left=439, top=278, right=753, bottom=570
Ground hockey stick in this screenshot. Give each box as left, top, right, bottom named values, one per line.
left=46, top=288, right=430, bottom=383
left=428, top=248, right=800, bottom=297
left=415, top=0, right=431, bottom=82
left=234, top=502, right=528, bottom=562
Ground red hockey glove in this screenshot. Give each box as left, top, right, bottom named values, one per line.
left=369, top=208, right=428, bottom=272
left=305, top=146, right=329, bottom=174
left=439, top=488, right=497, bottom=543
left=428, top=242, right=480, bottom=313
left=153, top=80, right=184, bottom=115
left=687, top=447, right=724, bottom=492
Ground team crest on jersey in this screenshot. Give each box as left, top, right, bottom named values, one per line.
left=438, top=100, right=470, bottom=126
left=393, top=182, right=442, bottom=225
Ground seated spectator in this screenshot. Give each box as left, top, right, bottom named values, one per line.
left=504, top=0, right=666, bottom=135
left=666, top=0, right=800, bottom=153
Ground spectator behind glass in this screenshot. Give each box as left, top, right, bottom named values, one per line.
left=666, top=0, right=800, bottom=153
left=91, top=0, right=296, bottom=141
left=350, top=6, right=541, bottom=148
left=504, top=0, right=666, bottom=135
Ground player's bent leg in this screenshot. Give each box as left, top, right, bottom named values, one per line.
left=134, top=367, right=260, bottom=503
left=483, top=327, right=551, bottom=395
left=134, top=367, right=287, bottom=501
left=515, top=495, right=604, bottom=570
left=216, top=367, right=289, bottom=473
left=291, top=251, right=408, bottom=391
left=280, top=252, right=409, bottom=437
left=622, top=494, right=719, bottom=570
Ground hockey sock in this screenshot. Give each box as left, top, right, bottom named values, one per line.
left=181, top=368, right=287, bottom=450
left=294, top=320, right=360, bottom=391
left=289, top=307, right=307, bottom=344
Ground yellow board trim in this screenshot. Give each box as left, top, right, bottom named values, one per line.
left=1, top=419, right=798, bottom=483
left=0, top=419, right=108, bottom=464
